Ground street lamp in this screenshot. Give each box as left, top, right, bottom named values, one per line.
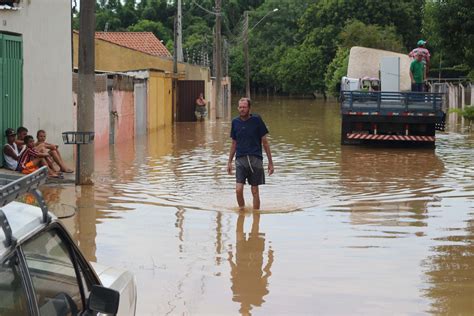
left=243, top=8, right=279, bottom=99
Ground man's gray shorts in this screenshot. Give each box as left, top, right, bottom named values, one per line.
left=235, top=155, right=265, bottom=186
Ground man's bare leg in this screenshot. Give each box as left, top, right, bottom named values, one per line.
left=251, top=185, right=260, bottom=210
left=236, top=183, right=245, bottom=208
left=36, top=144, right=59, bottom=172
left=49, top=149, right=73, bottom=172
left=38, top=158, right=59, bottom=177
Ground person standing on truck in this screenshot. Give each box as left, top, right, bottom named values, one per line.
left=227, top=98, right=274, bottom=210
left=410, top=52, right=426, bottom=92
left=409, top=40, right=431, bottom=73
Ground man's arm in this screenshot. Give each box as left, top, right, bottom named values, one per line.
left=3, top=146, right=19, bottom=160
left=261, top=135, right=274, bottom=175
left=45, top=142, right=58, bottom=150
left=35, top=150, right=50, bottom=159
left=227, top=139, right=237, bottom=175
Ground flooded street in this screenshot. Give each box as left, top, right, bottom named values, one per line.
left=45, top=97, right=474, bottom=315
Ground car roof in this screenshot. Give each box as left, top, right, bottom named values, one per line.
left=0, top=201, right=57, bottom=258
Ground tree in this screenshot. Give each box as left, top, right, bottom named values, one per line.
left=423, top=0, right=474, bottom=79
left=128, top=19, right=172, bottom=43
left=325, top=48, right=350, bottom=97
left=339, top=20, right=404, bottom=53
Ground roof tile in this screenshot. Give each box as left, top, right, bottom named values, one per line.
left=95, top=32, right=171, bottom=58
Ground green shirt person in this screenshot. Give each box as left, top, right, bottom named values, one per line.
left=410, top=52, right=426, bottom=92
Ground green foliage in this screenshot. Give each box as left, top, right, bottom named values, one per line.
left=423, top=0, right=474, bottom=78
left=339, top=20, right=405, bottom=53
left=325, top=48, right=350, bottom=97
left=449, top=106, right=474, bottom=125
left=75, top=0, right=471, bottom=95
left=128, top=19, right=172, bottom=43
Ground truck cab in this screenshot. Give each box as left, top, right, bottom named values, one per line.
left=0, top=167, right=137, bottom=316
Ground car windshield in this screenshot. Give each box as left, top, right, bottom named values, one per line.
left=22, top=229, right=84, bottom=315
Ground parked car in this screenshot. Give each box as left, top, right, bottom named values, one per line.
left=0, top=167, right=136, bottom=316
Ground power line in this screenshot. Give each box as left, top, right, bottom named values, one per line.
left=191, top=0, right=220, bottom=16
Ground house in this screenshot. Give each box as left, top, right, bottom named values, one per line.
left=72, top=32, right=217, bottom=129
left=0, top=0, right=74, bottom=163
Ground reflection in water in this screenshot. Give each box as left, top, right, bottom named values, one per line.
left=75, top=186, right=98, bottom=262
left=336, top=148, right=446, bottom=232
left=422, top=134, right=474, bottom=315
left=423, top=235, right=474, bottom=314
left=34, top=97, right=474, bottom=314
left=228, top=212, right=273, bottom=315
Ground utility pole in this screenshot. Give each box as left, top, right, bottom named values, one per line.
left=243, top=8, right=278, bottom=100
left=214, top=0, right=222, bottom=119
left=77, top=0, right=95, bottom=185
left=173, top=16, right=178, bottom=122
left=243, top=11, right=250, bottom=99
left=177, top=0, right=183, bottom=62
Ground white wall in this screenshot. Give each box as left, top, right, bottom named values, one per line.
left=0, top=0, right=73, bottom=159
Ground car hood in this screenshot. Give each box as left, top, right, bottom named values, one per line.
left=90, top=262, right=137, bottom=316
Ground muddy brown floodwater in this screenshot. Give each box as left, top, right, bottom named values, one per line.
left=42, top=97, right=474, bottom=315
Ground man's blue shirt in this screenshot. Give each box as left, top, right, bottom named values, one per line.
left=230, top=114, right=269, bottom=159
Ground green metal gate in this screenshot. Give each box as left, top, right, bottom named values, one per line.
left=0, top=33, right=23, bottom=166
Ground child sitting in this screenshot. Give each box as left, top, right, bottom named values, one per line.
left=17, top=135, right=60, bottom=178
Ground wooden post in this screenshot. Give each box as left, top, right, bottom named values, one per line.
left=77, top=0, right=95, bottom=185
left=460, top=84, right=465, bottom=128
left=176, top=0, right=183, bottom=62
left=243, top=11, right=250, bottom=99
left=214, top=0, right=222, bottom=118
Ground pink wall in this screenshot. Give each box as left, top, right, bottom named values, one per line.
left=72, top=92, right=109, bottom=150
left=111, top=90, right=135, bottom=144
left=94, top=91, right=110, bottom=149
left=72, top=74, right=135, bottom=151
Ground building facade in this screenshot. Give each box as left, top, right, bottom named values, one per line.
left=1, top=0, right=73, bottom=160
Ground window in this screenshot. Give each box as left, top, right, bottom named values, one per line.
left=22, top=230, right=85, bottom=316
left=0, top=255, right=29, bottom=316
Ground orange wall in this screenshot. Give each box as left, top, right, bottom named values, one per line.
left=148, top=71, right=173, bottom=130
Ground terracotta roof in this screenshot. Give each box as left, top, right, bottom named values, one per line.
left=95, top=32, right=171, bottom=58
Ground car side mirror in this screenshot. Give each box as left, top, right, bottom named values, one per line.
left=87, top=285, right=120, bottom=315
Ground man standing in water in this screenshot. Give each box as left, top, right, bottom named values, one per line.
left=227, top=98, right=274, bottom=209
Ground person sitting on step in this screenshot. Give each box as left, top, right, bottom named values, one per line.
left=3, top=128, right=20, bottom=171
left=35, top=129, right=73, bottom=173
left=17, top=135, right=61, bottom=178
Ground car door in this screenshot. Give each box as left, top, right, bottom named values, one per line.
left=20, top=226, right=99, bottom=316
left=0, top=253, right=32, bottom=316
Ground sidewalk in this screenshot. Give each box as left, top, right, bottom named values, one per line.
left=0, top=167, right=75, bottom=185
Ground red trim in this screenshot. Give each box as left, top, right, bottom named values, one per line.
left=346, top=133, right=435, bottom=142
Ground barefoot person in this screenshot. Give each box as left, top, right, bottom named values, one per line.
left=227, top=98, right=274, bottom=210
left=35, top=129, right=73, bottom=173
left=17, top=135, right=60, bottom=178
